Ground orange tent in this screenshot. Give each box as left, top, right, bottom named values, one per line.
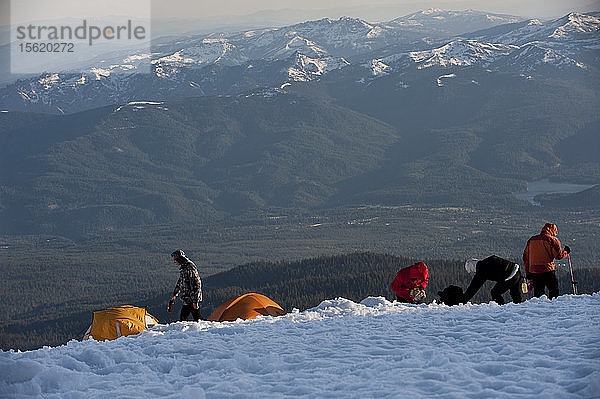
left=83, top=305, right=159, bottom=341
left=208, top=293, right=286, bottom=322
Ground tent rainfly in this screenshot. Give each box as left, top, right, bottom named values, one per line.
left=209, top=293, right=286, bottom=322
left=83, top=305, right=158, bottom=341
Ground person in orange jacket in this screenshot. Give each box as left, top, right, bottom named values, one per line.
left=390, top=262, right=429, bottom=304
left=523, top=223, right=570, bottom=299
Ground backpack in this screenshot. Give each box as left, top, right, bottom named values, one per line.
left=437, top=285, right=463, bottom=306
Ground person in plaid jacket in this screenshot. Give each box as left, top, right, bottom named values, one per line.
left=170, top=249, right=203, bottom=321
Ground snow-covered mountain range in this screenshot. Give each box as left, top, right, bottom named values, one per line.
left=1, top=9, right=598, bottom=114
left=1, top=294, right=598, bottom=397
left=368, top=12, right=599, bottom=76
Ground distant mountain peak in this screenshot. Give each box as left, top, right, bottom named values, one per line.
left=550, top=12, right=600, bottom=38
left=302, top=16, right=373, bottom=29
left=288, top=52, right=349, bottom=82
left=408, top=39, right=517, bottom=69
left=390, top=9, right=522, bottom=34
left=421, top=8, right=446, bottom=15
left=338, top=15, right=371, bottom=25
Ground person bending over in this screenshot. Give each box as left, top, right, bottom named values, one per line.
left=462, top=255, right=523, bottom=305
left=391, top=262, right=429, bottom=304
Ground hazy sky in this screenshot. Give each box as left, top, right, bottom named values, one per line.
left=153, top=0, right=599, bottom=19
left=3, top=0, right=599, bottom=25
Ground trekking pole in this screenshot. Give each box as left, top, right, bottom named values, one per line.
left=567, top=254, right=578, bottom=295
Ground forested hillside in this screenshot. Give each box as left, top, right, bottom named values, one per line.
left=2, top=75, right=599, bottom=238
left=0, top=95, right=400, bottom=236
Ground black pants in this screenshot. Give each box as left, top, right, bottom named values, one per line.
left=530, top=271, right=559, bottom=299
left=180, top=304, right=202, bottom=321
left=490, top=270, right=523, bottom=305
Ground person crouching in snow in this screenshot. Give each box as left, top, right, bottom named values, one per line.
left=462, top=255, right=523, bottom=305
left=523, top=223, right=570, bottom=299
left=391, top=262, right=429, bottom=304
left=170, top=249, right=203, bottom=321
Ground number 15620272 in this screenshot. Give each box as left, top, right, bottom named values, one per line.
left=19, top=42, right=75, bottom=52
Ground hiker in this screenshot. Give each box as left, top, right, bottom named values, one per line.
left=391, top=262, right=429, bottom=304
left=523, top=223, right=570, bottom=299
left=170, top=249, right=203, bottom=321
left=462, top=255, right=523, bottom=305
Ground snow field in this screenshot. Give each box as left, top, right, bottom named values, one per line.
left=1, top=294, right=599, bottom=398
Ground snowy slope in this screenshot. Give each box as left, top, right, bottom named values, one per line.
left=367, top=39, right=517, bottom=75
left=408, top=40, right=518, bottom=69
left=1, top=294, right=599, bottom=398
left=494, top=43, right=589, bottom=73
left=474, top=12, right=600, bottom=69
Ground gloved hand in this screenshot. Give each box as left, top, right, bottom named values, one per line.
left=410, top=287, right=426, bottom=302
left=167, top=299, right=174, bottom=312
left=564, top=245, right=571, bottom=254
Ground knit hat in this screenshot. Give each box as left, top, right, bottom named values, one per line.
left=465, top=258, right=479, bottom=274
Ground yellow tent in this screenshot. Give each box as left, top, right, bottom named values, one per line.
left=208, top=293, right=286, bottom=322
left=83, top=305, right=159, bottom=341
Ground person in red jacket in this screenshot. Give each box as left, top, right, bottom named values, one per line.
left=523, top=223, right=570, bottom=299
left=391, top=262, right=429, bottom=304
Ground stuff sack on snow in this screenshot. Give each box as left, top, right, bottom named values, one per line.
left=438, top=286, right=464, bottom=306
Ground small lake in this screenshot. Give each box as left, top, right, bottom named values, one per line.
left=515, top=178, right=595, bottom=206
